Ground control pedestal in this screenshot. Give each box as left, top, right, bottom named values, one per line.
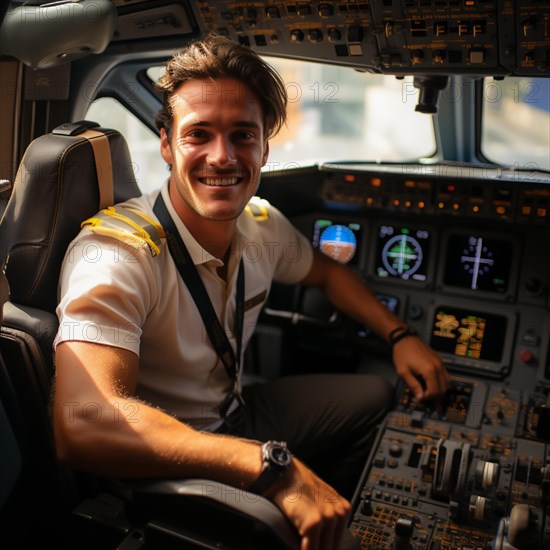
left=349, top=377, right=550, bottom=549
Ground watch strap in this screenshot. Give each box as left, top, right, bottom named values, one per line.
left=248, top=465, right=285, bottom=495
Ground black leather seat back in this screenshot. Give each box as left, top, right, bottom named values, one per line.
left=0, top=121, right=141, bottom=313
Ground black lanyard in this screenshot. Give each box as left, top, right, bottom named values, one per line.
left=153, top=194, right=244, bottom=384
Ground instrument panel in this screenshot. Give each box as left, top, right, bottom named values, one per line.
left=256, top=159, right=550, bottom=389
left=279, top=163, right=550, bottom=386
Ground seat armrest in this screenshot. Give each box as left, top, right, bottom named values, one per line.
left=121, top=478, right=301, bottom=549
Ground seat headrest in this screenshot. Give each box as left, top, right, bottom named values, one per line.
left=0, top=121, right=142, bottom=313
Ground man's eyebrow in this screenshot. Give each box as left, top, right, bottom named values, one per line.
left=187, top=120, right=261, bottom=129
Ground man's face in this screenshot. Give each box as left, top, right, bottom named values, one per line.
left=160, top=77, right=269, bottom=223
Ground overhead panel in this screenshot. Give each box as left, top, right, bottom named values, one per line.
left=195, top=0, right=550, bottom=76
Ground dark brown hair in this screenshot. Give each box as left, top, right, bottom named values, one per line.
left=155, top=34, right=287, bottom=141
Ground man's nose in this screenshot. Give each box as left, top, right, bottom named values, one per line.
left=207, top=135, right=236, bottom=167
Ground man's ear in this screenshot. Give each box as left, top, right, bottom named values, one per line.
left=261, top=141, right=270, bottom=167
left=160, top=128, right=174, bottom=165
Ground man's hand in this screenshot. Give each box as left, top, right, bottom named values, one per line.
left=392, top=336, right=450, bottom=401
left=265, top=459, right=351, bottom=550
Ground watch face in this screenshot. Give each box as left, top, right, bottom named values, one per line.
left=269, top=444, right=292, bottom=468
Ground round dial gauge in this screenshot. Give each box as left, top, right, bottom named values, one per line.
left=382, top=234, right=423, bottom=280
left=460, top=237, right=495, bottom=290
left=319, top=225, right=357, bottom=264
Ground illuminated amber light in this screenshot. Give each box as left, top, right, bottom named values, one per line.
left=344, top=174, right=356, bottom=183
left=367, top=197, right=374, bottom=204
left=472, top=205, right=479, bottom=213
left=418, top=201, right=425, bottom=209
left=404, top=180, right=415, bottom=188
left=438, top=202, right=445, bottom=209
left=393, top=199, right=400, bottom=206
left=453, top=203, right=459, bottom=210
left=405, top=201, right=411, bottom=208
left=371, top=178, right=382, bottom=187
left=496, top=206, right=506, bottom=215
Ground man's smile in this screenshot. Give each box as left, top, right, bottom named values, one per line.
left=199, top=176, right=242, bottom=187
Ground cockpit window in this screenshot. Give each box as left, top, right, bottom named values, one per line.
left=86, top=97, right=169, bottom=193
left=481, top=77, right=550, bottom=171
left=260, top=57, right=437, bottom=168
left=147, top=57, right=437, bottom=168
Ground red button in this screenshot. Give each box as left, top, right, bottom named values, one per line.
left=519, top=350, right=534, bottom=364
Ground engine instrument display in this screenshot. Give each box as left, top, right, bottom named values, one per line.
left=443, top=234, right=512, bottom=293
left=375, top=224, right=431, bottom=282
left=430, top=306, right=508, bottom=363
left=312, top=219, right=362, bottom=265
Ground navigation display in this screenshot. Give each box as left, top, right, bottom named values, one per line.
left=430, top=306, right=508, bottom=363
left=443, top=234, right=512, bottom=293
left=312, top=219, right=362, bottom=265
left=375, top=224, right=431, bottom=282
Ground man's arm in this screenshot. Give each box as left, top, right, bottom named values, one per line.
left=300, top=251, right=449, bottom=400
left=53, top=341, right=350, bottom=549
left=53, top=341, right=262, bottom=480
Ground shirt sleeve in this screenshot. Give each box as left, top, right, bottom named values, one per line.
left=265, top=202, right=314, bottom=285
left=54, top=231, right=158, bottom=355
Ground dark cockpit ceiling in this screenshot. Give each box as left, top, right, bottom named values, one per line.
left=4, top=0, right=549, bottom=77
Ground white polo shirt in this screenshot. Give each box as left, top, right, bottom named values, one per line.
left=55, top=180, right=314, bottom=429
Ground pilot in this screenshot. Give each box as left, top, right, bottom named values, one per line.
left=53, top=34, right=449, bottom=549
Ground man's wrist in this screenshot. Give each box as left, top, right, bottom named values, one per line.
left=388, top=325, right=418, bottom=349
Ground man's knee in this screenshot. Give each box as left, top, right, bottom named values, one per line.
left=368, top=376, right=394, bottom=411
left=349, top=375, right=394, bottom=421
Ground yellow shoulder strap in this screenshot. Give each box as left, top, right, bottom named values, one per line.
left=82, top=206, right=165, bottom=257
left=245, top=202, right=269, bottom=221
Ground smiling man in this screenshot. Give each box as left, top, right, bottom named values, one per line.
left=53, top=34, right=448, bottom=550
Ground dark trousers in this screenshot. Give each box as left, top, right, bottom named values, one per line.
left=221, top=373, right=394, bottom=500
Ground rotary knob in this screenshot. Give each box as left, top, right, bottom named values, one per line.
left=389, top=440, right=403, bottom=457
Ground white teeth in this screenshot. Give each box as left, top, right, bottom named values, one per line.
left=203, top=177, right=239, bottom=186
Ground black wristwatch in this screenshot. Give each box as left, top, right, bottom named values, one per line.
left=248, top=440, right=292, bottom=495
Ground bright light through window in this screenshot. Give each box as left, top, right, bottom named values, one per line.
left=481, top=77, right=550, bottom=171
left=86, top=97, right=169, bottom=194
left=262, top=57, right=437, bottom=170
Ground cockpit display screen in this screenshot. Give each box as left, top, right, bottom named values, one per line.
left=312, top=219, right=362, bottom=265
left=443, top=234, right=512, bottom=293
left=375, top=224, right=431, bottom=282
left=430, top=306, right=508, bottom=363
